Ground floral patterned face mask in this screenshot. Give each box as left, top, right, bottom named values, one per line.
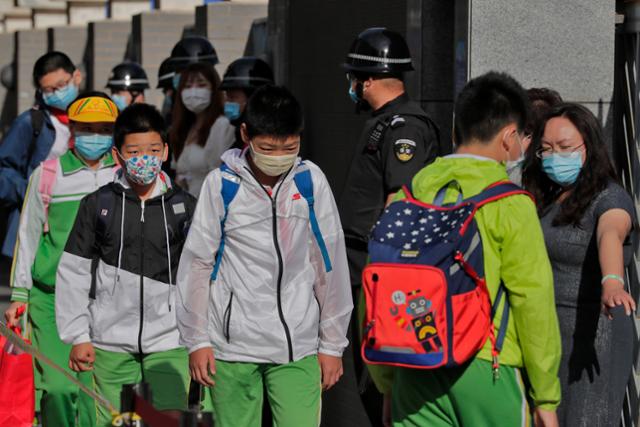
left=120, top=153, right=163, bottom=186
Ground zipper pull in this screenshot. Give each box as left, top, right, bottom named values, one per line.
left=492, top=355, right=500, bottom=381
left=140, top=201, right=145, bottom=222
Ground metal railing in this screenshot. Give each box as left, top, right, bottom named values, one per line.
left=615, top=4, right=640, bottom=426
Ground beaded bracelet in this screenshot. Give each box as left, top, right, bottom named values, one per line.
left=601, top=274, right=625, bottom=286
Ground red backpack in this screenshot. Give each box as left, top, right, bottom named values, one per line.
left=362, top=181, right=531, bottom=377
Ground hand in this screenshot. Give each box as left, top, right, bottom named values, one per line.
left=318, top=353, right=343, bottom=391
left=534, top=408, right=558, bottom=427
left=69, top=343, right=95, bottom=372
left=4, top=302, right=27, bottom=327
left=601, top=281, right=636, bottom=318
left=382, top=392, right=392, bottom=427
left=189, top=347, right=216, bottom=387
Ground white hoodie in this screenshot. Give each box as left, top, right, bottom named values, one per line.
left=176, top=149, right=353, bottom=363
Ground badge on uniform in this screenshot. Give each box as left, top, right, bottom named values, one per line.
left=394, top=139, right=416, bottom=162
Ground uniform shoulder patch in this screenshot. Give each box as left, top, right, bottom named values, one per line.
left=390, top=115, right=406, bottom=129
left=394, top=139, right=417, bottom=162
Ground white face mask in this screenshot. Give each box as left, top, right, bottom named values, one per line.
left=181, top=87, right=211, bottom=113
left=505, top=133, right=525, bottom=185
left=250, top=143, right=299, bottom=177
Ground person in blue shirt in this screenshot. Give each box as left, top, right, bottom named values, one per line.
left=0, top=51, right=82, bottom=258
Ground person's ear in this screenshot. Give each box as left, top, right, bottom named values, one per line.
left=112, top=146, right=124, bottom=167
left=73, top=69, right=82, bottom=87
left=161, top=143, right=169, bottom=162
left=240, top=123, right=250, bottom=145
left=501, top=125, right=517, bottom=153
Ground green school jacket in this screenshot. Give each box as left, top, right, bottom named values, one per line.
left=365, top=154, right=562, bottom=410
left=10, top=150, right=117, bottom=302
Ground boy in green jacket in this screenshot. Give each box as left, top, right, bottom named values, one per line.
left=371, top=72, right=562, bottom=427
left=4, top=92, right=119, bottom=426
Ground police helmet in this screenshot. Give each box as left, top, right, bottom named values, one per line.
left=343, top=27, right=414, bottom=75
left=106, top=62, right=150, bottom=92
left=157, top=57, right=175, bottom=90
left=219, top=57, right=274, bottom=91
left=169, top=36, right=219, bottom=72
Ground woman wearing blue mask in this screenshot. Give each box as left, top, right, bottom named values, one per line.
left=523, top=103, right=637, bottom=427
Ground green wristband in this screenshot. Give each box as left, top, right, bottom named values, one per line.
left=601, top=274, right=625, bottom=286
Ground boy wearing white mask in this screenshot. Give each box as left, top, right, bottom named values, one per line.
left=55, top=103, right=197, bottom=426
left=177, top=85, right=353, bottom=427
left=170, top=63, right=235, bottom=197
left=4, top=92, right=118, bottom=427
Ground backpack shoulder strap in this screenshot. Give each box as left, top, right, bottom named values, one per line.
left=490, top=283, right=510, bottom=353
left=38, top=158, right=58, bottom=233
left=28, top=109, right=45, bottom=164
left=91, top=188, right=116, bottom=299
left=211, top=163, right=241, bottom=281
left=466, top=182, right=532, bottom=208
left=293, top=165, right=333, bottom=273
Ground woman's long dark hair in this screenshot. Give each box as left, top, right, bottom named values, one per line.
left=522, top=103, right=617, bottom=226
left=169, top=63, right=224, bottom=160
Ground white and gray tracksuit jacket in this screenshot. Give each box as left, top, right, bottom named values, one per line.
left=176, top=149, right=353, bottom=363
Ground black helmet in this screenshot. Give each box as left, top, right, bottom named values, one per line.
left=343, top=27, right=413, bottom=75
left=106, top=62, right=150, bottom=91
left=219, top=57, right=274, bottom=91
left=157, top=57, right=175, bottom=89
left=170, top=36, right=219, bottom=72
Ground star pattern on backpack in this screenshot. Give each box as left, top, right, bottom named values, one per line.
left=373, top=201, right=474, bottom=249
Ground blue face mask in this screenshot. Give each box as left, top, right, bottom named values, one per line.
left=74, top=133, right=113, bottom=161
left=542, top=152, right=583, bottom=186
left=111, top=94, right=128, bottom=111
left=172, top=73, right=181, bottom=90
left=224, top=102, right=241, bottom=121
left=42, top=83, right=78, bottom=111
left=348, top=84, right=360, bottom=104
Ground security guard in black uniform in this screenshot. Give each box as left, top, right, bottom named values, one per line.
left=169, top=36, right=219, bottom=86
left=219, top=57, right=274, bottom=149
left=157, top=57, right=176, bottom=123
left=339, top=27, right=440, bottom=427
left=106, top=62, right=150, bottom=111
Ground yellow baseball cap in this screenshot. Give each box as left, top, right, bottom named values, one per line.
left=68, top=95, right=118, bottom=123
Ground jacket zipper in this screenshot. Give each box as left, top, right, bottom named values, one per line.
left=223, top=292, right=233, bottom=343
left=244, top=166, right=294, bottom=362
left=138, top=200, right=145, bottom=354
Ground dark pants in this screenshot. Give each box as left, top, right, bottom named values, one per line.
left=320, top=246, right=383, bottom=427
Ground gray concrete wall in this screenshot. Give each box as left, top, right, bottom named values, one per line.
left=109, top=0, right=149, bottom=20
left=15, top=29, right=46, bottom=112
left=4, top=13, right=32, bottom=32
left=87, top=20, right=130, bottom=91
left=132, top=11, right=193, bottom=108
left=32, top=8, right=66, bottom=28
left=195, top=1, right=267, bottom=75
left=68, top=2, right=108, bottom=26
left=48, top=26, right=89, bottom=91
left=157, top=0, right=200, bottom=12
left=0, top=32, right=16, bottom=137
left=464, top=0, right=615, bottom=136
